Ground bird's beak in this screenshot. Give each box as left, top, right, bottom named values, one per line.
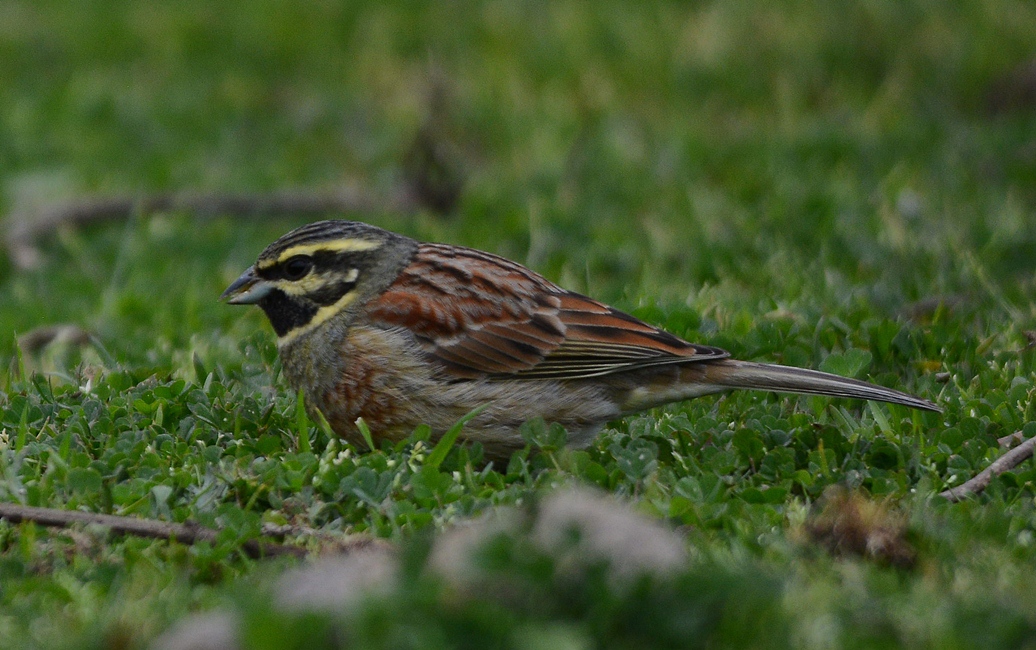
left=221, top=267, right=273, bottom=305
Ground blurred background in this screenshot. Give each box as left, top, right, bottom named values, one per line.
left=1, top=0, right=1035, bottom=372
left=3, top=3, right=1036, bottom=647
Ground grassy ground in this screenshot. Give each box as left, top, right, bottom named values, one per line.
left=2, top=1, right=1036, bottom=647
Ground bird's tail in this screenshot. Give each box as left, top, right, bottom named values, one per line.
left=695, top=359, right=941, bottom=412
left=650, top=360, right=944, bottom=412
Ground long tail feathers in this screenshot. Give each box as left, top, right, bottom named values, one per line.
left=702, top=360, right=941, bottom=412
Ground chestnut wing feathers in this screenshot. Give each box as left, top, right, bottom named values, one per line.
left=367, top=243, right=729, bottom=380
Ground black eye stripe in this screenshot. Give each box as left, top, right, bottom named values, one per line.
left=256, top=249, right=377, bottom=279
left=255, top=264, right=277, bottom=281
left=311, top=250, right=376, bottom=269
left=307, top=277, right=359, bottom=306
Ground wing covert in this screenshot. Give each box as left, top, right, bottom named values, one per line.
left=366, top=243, right=729, bottom=379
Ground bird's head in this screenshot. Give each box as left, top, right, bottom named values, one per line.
left=222, top=220, right=417, bottom=345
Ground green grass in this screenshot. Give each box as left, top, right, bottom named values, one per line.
left=3, top=0, right=1036, bottom=647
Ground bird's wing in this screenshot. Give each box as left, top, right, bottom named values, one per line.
left=366, top=243, right=728, bottom=379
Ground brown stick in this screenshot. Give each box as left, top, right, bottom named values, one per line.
left=5, top=186, right=421, bottom=270
left=938, top=434, right=1036, bottom=502
left=0, top=502, right=307, bottom=559
left=998, top=431, right=1027, bottom=448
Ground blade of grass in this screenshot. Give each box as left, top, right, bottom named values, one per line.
left=425, top=404, right=489, bottom=470
left=355, top=417, right=376, bottom=452
left=295, top=389, right=312, bottom=454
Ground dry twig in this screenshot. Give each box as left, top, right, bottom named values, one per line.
left=998, top=431, right=1027, bottom=448
left=939, top=434, right=1036, bottom=502
left=16, top=324, right=93, bottom=354
left=0, top=502, right=307, bottom=558
left=5, top=186, right=422, bottom=270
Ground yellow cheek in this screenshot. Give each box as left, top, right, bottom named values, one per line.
left=275, top=274, right=324, bottom=296
left=274, top=268, right=359, bottom=297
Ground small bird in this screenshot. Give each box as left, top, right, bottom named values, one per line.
left=223, top=220, right=939, bottom=461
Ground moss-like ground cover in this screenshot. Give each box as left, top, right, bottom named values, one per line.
left=2, top=2, right=1036, bottom=647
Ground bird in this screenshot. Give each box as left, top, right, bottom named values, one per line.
left=222, top=220, right=940, bottom=461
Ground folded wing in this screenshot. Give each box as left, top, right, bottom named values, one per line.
left=367, top=243, right=728, bottom=380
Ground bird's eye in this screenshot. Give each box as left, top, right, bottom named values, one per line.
left=282, top=256, right=313, bottom=281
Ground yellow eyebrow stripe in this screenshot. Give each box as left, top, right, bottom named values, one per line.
left=258, top=239, right=383, bottom=270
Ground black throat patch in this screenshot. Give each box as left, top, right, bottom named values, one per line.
left=258, top=290, right=318, bottom=337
